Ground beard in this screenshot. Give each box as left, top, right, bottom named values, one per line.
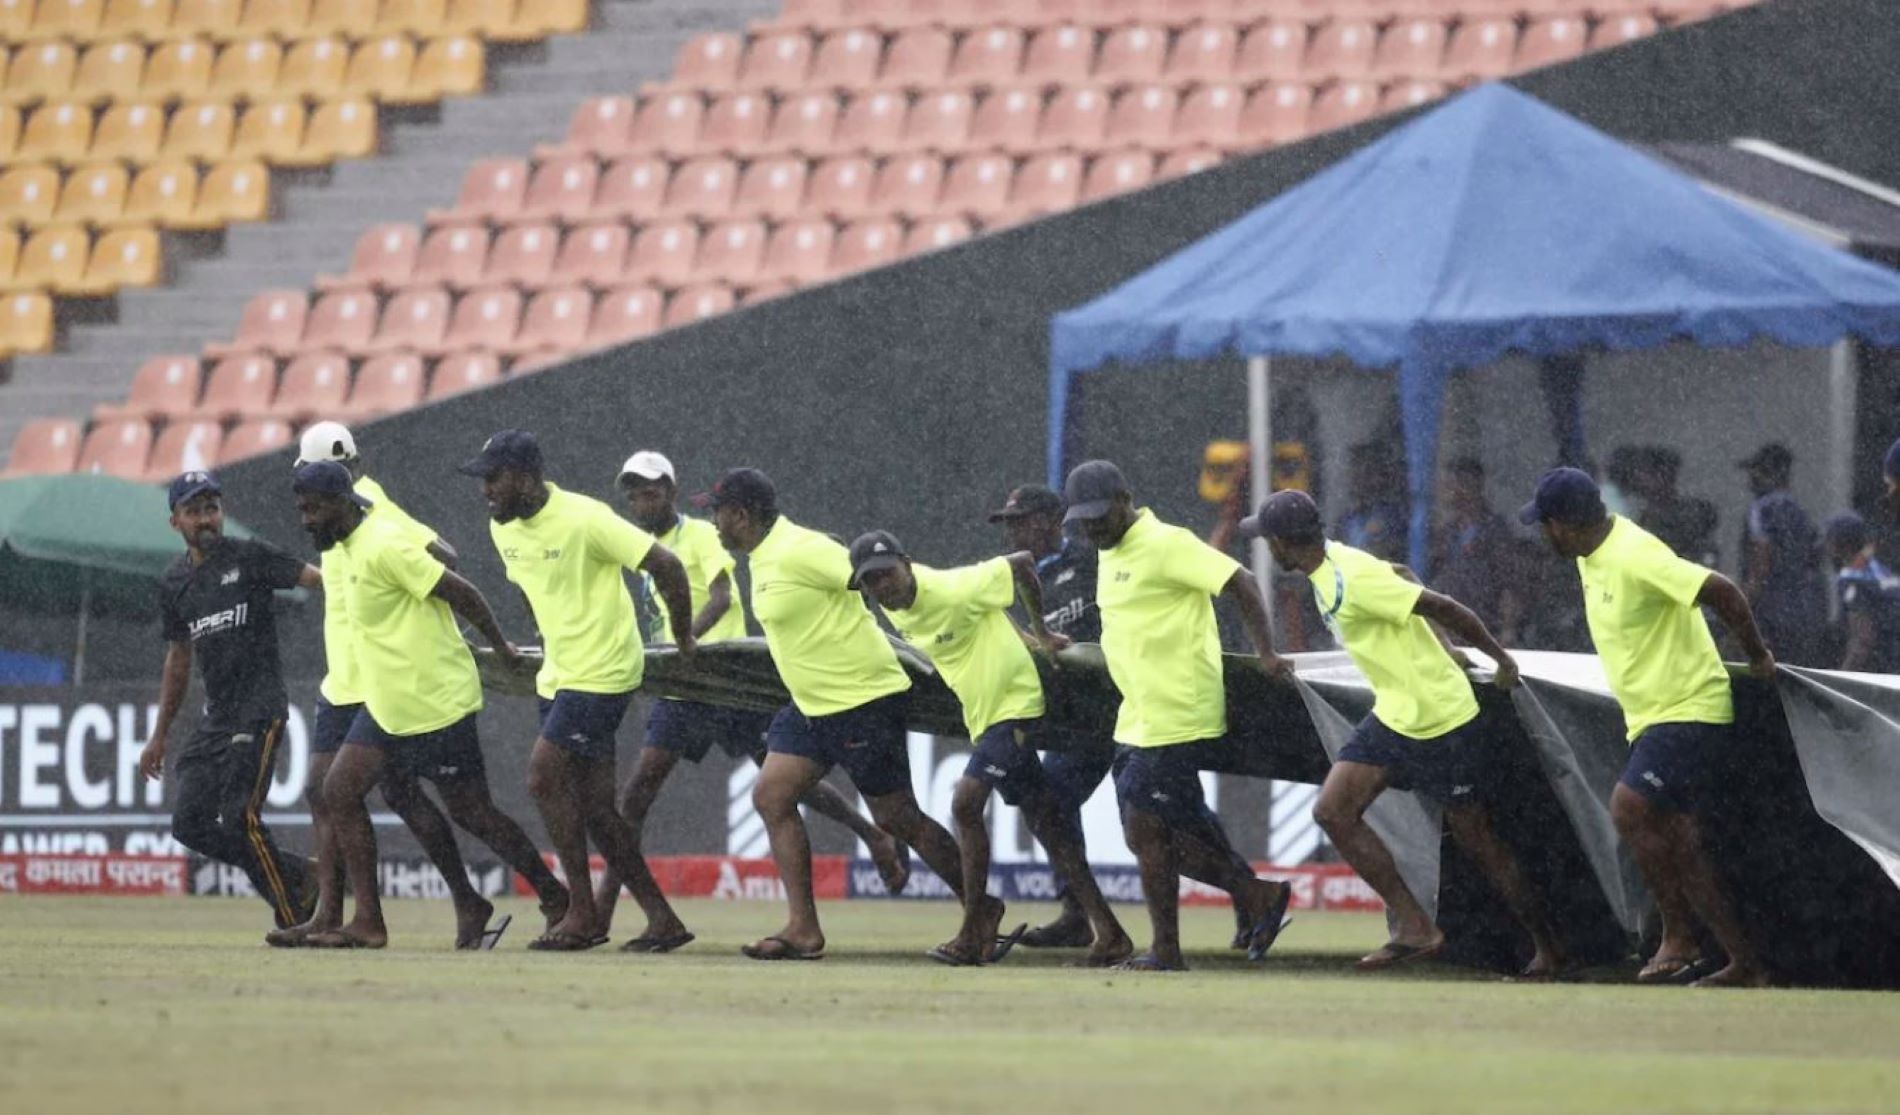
left=632, top=511, right=670, bottom=534
left=306, top=524, right=339, bottom=552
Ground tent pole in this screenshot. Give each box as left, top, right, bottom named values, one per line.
left=1247, top=356, right=1274, bottom=628
left=74, top=573, right=90, bottom=686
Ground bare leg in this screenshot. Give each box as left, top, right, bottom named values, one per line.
left=1022, top=789, right=1131, bottom=965
left=797, top=775, right=909, bottom=894
left=569, top=751, right=684, bottom=941
left=865, top=789, right=965, bottom=901
left=428, top=769, right=566, bottom=916
left=1314, top=761, right=1440, bottom=949
left=948, top=778, right=997, bottom=955
left=1612, top=784, right=1705, bottom=972
left=527, top=738, right=603, bottom=942
left=317, top=743, right=390, bottom=948
left=1443, top=802, right=1565, bottom=975
left=379, top=771, right=491, bottom=946
left=751, top=752, right=828, bottom=954
left=596, top=746, right=680, bottom=934
left=268, top=751, right=344, bottom=945
left=1613, top=786, right=1765, bottom=986
left=1124, top=809, right=1185, bottom=969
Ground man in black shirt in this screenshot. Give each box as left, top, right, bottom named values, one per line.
left=139, top=471, right=319, bottom=929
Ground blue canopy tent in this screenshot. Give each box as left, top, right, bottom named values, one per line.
left=1048, top=83, right=1900, bottom=575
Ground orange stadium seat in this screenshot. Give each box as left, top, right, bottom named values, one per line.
left=187, top=352, right=277, bottom=419
left=1238, top=81, right=1311, bottom=148
left=409, top=223, right=490, bottom=289
left=75, top=418, right=154, bottom=478
left=586, top=284, right=662, bottom=345
left=622, top=219, right=698, bottom=286
left=480, top=221, right=557, bottom=287
left=900, top=88, right=974, bottom=152
left=54, top=164, right=129, bottom=227
left=410, top=36, right=484, bottom=102
left=176, top=159, right=267, bottom=229
left=668, top=32, right=743, bottom=92
left=504, top=284, right=590, bottom=357
left=1234, top=20, right=1306, bottom=82
left=663, top=282, right=734, bottom=328
left=1020, top=24, right=1095, bottom=88
left=144, top=419, right=223, bottom=480
left=833, top=89, right=907, bottom=154
left=103, top=0, right=176, bottom=40
left=209, top=38, right=283, bottom=101
left=0, top=290, right=54, bottom=355
left=206, top=289, right=306, bottom=357
left=769, top=0, right=846, bottom=30
left=18, top=101, right=95, bottom=165
left=378, top=0, right=446, bottom=36
left=1307, top=19, right=1377, bottom=79
left=1517, top=16, right=1589, bottom=71
left=230, top=99, right=305, bottom=162
left=92, top=100, right=165, bottom=161
left=1173, top=81, right=1243, bottom=149
left=26, top=0, right=106, bottom=43
left=305, top=0, right=376, bottom=39
left=115, top=158, right=197, bottom=227
left=545, top=95, right=633, bottom=158
left=1006, top=151, right=1082, bottom=222
left=809, top=27, right=884, bottom=91
left=8, top=225, right=91, bottom=295
left=343, top=35, right=416, bottom=103
left=279, top=37, right=349, bottom=101
left=237, top=0, right=312, bottom=38
left=879, top=27, right=954, bottom=91
left=1379, top=78, right=1448, bottom=114
left=940, top=150, right=1013, bottom=220
left=731, top=156, right=809, bottom=219
left=591, top=154, right=670, bottom=221
left=6, top=418, right=86, bottom=475
left=0, top=165, right=61, bottom=228
left=1310, top=79, right=1381, bottom=132
left=1589, top=13, right=1660, bottom=48
left=698, top=91, right=772, bottom=154
left=552, top=223, right=627, bottom=288
left=94, top=354, right=201, bottom=421
left=1106, top=83, right=1178, bottom=148
left=738, top=30, right=814, bottom=92
left=0, top=41, right=77, bottom=108
left=1443, top=18, right=1517, bottom=81
left=144, top=40, right=215, bottom=103
left=301, top=288, right=379, bottom=352
left=948, top=25, right=1025, bottom=88
left=1037, top=85, right=1110, bottom=150
left=1095, top=24, right=1167, bottom=85
left=291, top=97, right=375, bottom=165
left=1081, top=148, right=1154, bottom=202
left=662, top=156, right=739, bottom=219
left=830, top=217, right=900, bottom=276
left=344, top=351, right=427, bottom=416
left=320, top=222, right=419, bottom=290
left=430, top=157, right=527, bottom=224
left=866, top=153, right=942, bottom=217
left=630, top=90, right=705, bottom=157
left=969, top=86, right=1040, bottom=152
left=1165, top=20, right=1238, bottom=82
left=1373, top=17, right=1447, bottom=79
left=516, top=155, right=598, bottom=224
left=427, top=347, right=502, bottom=398
left=71, top=40, right=147, bottom=107
left=365, top=285, right=450, bottom=353
left=267, top=351, right=350, bottom=420
left=805, top=155, right=874, bottom=218
left=434, top=287, right=518, bottom=355
left=902, top=213, right=971, bottom=255
left=694, top=218, right=766, bottom=283
left=219, top=418, right=293, bottom=464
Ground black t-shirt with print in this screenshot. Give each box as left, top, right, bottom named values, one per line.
left=159, top=537, right=305, bottom=738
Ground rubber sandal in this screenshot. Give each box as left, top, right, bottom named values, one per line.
left=741, top=935, right=824, bottom=961
left=527, top=929, right=603, bottom=952
left=987, top=923, right=1030, bottom=964
left=1355, top=939, right=1446, bottom=972
left=1021, top=919, right=1093, bottom=949
left=620, top=930, right=696, bottom=954
left=1111, top=952, right=1184, bottom=972
left=1636, top=956, right=1700, bottom=985
left=462, top=913, right=511, bottom=952
left=306, top=929, right=384, bottom=950
left=926, top=942, right=983, bottom=967
left=1247, top=883, right=1296, bottom=961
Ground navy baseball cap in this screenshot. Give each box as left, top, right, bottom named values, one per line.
left=292, top=460, right=371, bottom=508
left=1519, top=467, right=1606, bottom=526
left=702, top=467, right=777, bottom=514
left=1738, top=442, right=1793, bottom=475
left=846, top=530, right=908, bottom=589
left=167, top=470, right=221, bottom=511
left=1239, top=490, right=1323, bottom=541
left=1884, top=439, right=1900, bottom=482
left=1062, top=460, right=1129, bottom=523
left=457, top=429, right=543, bottom=480
left=988, top=484, right=1064, bottom=523
left=1825, top=511, right=1869, bottom=552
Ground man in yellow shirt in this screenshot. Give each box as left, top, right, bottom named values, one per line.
left=273, top=422, right=567, bottom=951
left=1245, top=489, right=1564, bottom=977
left=592, top=451, right=909, bottom=951
left=709, top=468, right=966, bottom=961
left=1524, top=467, right=1775, bottom=988
left=461, top=431, right=697, bottom=952
left=1064, top=459, right=1295, bottom=972
left=853, top=529, right=1133, bottom=968
left=291, top=461, right=540, bottom=950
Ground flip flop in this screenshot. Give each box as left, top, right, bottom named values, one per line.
left=527, top=929, right=603, bottom=952
left=1111, top=952, right=1184, bottom=973
left=620, top=930, right=696, bottom=954
left=1021, top=919, right=1093, bottom=949
left=987, top=923, right=1030, bottom=964
left=1636, top=956, right=1701, bottom=985
left=1355, top=939, right=1446, bottom=972
left=265, top=924, right=317, bottom=949
left=459, top=913, right=511, bottom=952
left=1073, top=948, right=1136, bottom=969
left=306, top=929, right=384, bottom=950
left=1246, top=883, right=1296, bottom=961
left=926, top=942, right=983, bottom=967
left=741, top=935, right=824, bottom=961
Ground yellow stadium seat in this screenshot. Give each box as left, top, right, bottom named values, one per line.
left=18, top=101, right=95, bottom=166
left=0, top=229, right=17, bottom=286
left=102, top=0, right=174, bottom=40
left=54, top=162, right=128, bottom=225
left=70, top=225, right=161, bottom=294
left=89, top=99, right=164, bottom=161
left=114, top=157, right=197, bottom=226
left=164, top=0, right=241, bottom=41
left=528, top=0, right=583, bottom=37
left=283, top=94, right=372, bottom=165
left=6, top=225, right=90, bottom=294
left=443, top=0, right=510, bottom=40
left=71, top=40, right=148, bottom=107
left=377, top=0, right=444, bottom=36
left=174, top=158, right=265, bottom=229
left=410, top=35, right=482, bottom=101
left=0, top=292, right=56, bottom=355
left=278, top=36, right=346, bottom=100
left=161, top=99, right=234, bottom=160
left=230, top=98, right=303, bottom=161
left=0, top=44, right=10, bottom=89
left=144, top=39, right=214, bottom=102
left=209, top=38, right=282, bottom=101
left=0, top=166, right=60, bottom=228
left=24, top=0, right=105, bottom=42
left=237, top=0, right=309, bottom=39
left=0, top=106, right=16, bottom=160
left=306, top=0, right=374, bottom=37
left=0, top=0, right=35, bottom=41
left=1, top=41, right=77, bottom=108
left=343, top=36, right=416, bottom=103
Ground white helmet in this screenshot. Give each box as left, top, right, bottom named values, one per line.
left=296, top=420, right=358, bottom=467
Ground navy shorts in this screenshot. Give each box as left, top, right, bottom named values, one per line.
left=961, top=719, right=1049, bottom=807
left=537, top=689, right=634, bottom=760
left=645, top=698, right=773, bottom=764
left=312, top=697, right=359, bottom=756
left=1113, top=737, right=1231, bottom=827
left=765, top=691, right=911, bottom=799
left=1041, top=743, right=1117, bottom=814
left=346, top=709, right=485, bottom=784
left=1620, top=721, right=1728, bottom=812
left=1338, top=714, right=1484, bottom=804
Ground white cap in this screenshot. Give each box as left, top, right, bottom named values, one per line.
left=618, top=450, right=675, bottom=484
left=296, top=421, right=357, bottom=467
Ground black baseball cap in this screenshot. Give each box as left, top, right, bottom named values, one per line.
left=1738, top=443, right=1793, bottom=475
left=1239, top=490, right=1323, bottom=541
left=292, top=460, right=371, bottom=508
left=846, top=529, right=908, bottom=588
left=167, top=470, right=221, bottom=511
left=1062, top=460, right=1129, bottom=523
left=702, top=467, right=777, bottom=514
left=457, top=429, right=543, bottom=480
left=1519, top=467, right=1606, bottom=526
left=988, top=484, right=1064, bottom=523
left=1825, top=511, right=1868, bottom=552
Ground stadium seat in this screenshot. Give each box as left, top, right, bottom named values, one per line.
left=480, top=222, right=557, bottom=287
left=767, top=0, right=846, bottom=30
left=544, top=95, right=633, bottom=158
left=278, top=37, right=349, bottom=101
left=1081, top=148, right=1154, bottom=202
left=1095, top=24, right=1167, bottom=85
left=590, top=155, right=670, bottom=221
left=343, top=351, right=427, bottom=417
left=552, top=223, right=627, bottom=289
left=1037, top=85, right=1110, bottom=150
left=6, top=225, right=90, bottom=295
left=205, top=289, right=306, bottom=357
left=433, top=286, right=518, bottom=355
left=938, top=150, right=1013, bottom=219
left=93, top=354, right=201, bottom=421
left=1516, top=16, right=1589, bottom=71
left=865, top=153, right=942, bottom=217
left=364, top=285, right=450, bottom=353
left=1233, top=20, right=1306, bottom=82
left=114, top=158, right=197, bottom=228
left=1106, top=84, right=1177, bottom=148
left=0, top=106, right=18, bottom=161
left=968, top=86, right=1040, bottom=153
left=694, top=218, right=766, bottom=284
left=738, top=30, right=814, bottom=92
left=0, top=42, right=78, bottom=109
left=757, top=91, right=835, bottom=156
left=662, top=156, right=739, bottom=219
left=622, top=219, right=699, bottom=286
left=663, top=282, right=734, bottom=328
left=902, top=213, right=972, bottom=255
left=1005, top=151, right=1081, bottom=222
left=668, top=32, right=743, bottom=92
left=54, top=164, right=130, bottom=227
left=1165, top=21, right=1238, bottom=83
left=1156, top=144, right=1219, bottom=179
left=1237, top=82, right=1310, bottom=149
left=805, top=155, right=874, bottom=218
left=103, top=0, right=176, bottom=42
left=446, top=0, right=563, bottom=45
left=267, top=351, right=350, bottom=420
left=829, top=217, right=900, bottom=276
left=697, top=91, right=772, bottom=155
left=209, top=38, right=283, bottom=102
left=758, top=218, right=833, bottom=284
left=899, top=88, right=974, bottom=152
left=75, top=418, right=155, bottom=478
left=1306, top=19, right=1377, bottom=79
left=503, top=284, right=589, bottom=357
left=18, top=101, right=96, bottom=165
left=878, top=27, right=954, bottom=91
left=1019, top=24, right=1095, bottom=88
left=630, top=90, right=704, bottom=157
left=237, top=0, right=311, bottom=38
left=301, top=287, right=379, bottom=352
left=163, top=100, right=235, bottom=162
left=378, top=0, right=447, bottom=36
left=427, top=347, right=502, bottom=399
left=833, top=89, right=908, bottom=154
left=144, top=419, right=224, bottom=480
left=1443, top=18, right=1517, bottom=80
left=1172, top=81, right=1243, bottom=149
left=165, top=0, right=242, bottom=41
left=343, top=36, right=416, bottom=104
left=144, top=40, right=215, bottom=103
left=230, top=99, right=305, bottom=163
left=586, top=284, right=662, bottom=345
left=737, top=278, right=792, bottom=305
left=0, top=290, right=54, bottom=355
left=71, top=40, right=147, bottom=107
left=25, top=0, right=106, bottom=43
left=408, top=223, right=490, bottom=289
left=73, top=227, right=163, bottom=295
left=289, top=97, right=374, bottom=166
left=0, top=0, right=30, bottom=40
left=1588, top=13, right=1660, bottom=48
left=174, top=159, right=267, bottom=229
left=5, top=418, right=85, bottom=475
left=186, top=353, right=277, bottom=421
left=0, top=165, right=61, bottom=228
left=731, top=156, right=809, bottom=219
left=218, top=418, right=293, bottom=465
left=515, top=155, right=598, bottom=225
left=1379, top=78, right=1447, bottom=115
left=304, top=0, right=377, bottom=38
left=0, top=229, right=16, bottom=286
left=429, top=157, right=527, bottom=225
left=1309, top=80, right=1381, bottom=132
left=1372, top=18, right=1447, bottom=79
left=808, top=28, right=883, bottom=91
left=947, top=25, right=1025, bottom=88
left=410, top=36, right=484, bottom=102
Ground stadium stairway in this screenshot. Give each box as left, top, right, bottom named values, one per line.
left=0, top=0, right=781, bottom=462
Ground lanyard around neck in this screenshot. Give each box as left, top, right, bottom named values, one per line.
left=1316, top=555, right=1346, bottom=621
